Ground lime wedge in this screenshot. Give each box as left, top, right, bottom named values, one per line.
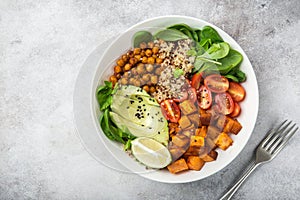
left=131, top=137, right=172, bottom=169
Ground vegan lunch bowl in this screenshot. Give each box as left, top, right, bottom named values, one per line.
left=90, top=16, right=258, bottom=183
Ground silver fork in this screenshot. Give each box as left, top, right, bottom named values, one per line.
left=220, top=120, right=298, bottom=200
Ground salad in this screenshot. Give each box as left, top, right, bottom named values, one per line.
left=97, top=23, right=246, bottom=174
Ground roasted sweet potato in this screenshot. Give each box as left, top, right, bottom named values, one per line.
left=188, top=113, right=201, bottom=126
left=231, top=120, right=242, bottom=135
left=195, top=126, right=207, bottom=137
left=187, top=156, right=205, bottom=171
left=200, top=150, right=218, bottom=162
left=172, top=134, right=189, bottom=147
left=179, top=115, right=191, bottom=129
left=207, top=125, right=220, bottom=139
left=205, top=137, right=217, bottom=150
left=190, top=136, right=205, bottom=147
left=179, top=100, right=197, bottom=115
left=184, top=146, right=205, bottom=156
left=169, top=147, right=186, bottom=161
left=200, top=113, right=212, bottom=126
left=167, top=158, right=189, bottom=174
left=214, top=132, right=233, bottom=150
left=223, top=117, right=235, bottom=133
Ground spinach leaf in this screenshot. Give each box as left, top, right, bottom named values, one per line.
left=224, top=74, right=240, bottom=82
left=217, top=49, right=243, bottom=74
left=154, top=29, right=189, bottom=41
left=133, top=31, right=153, bottom=48
left=124, top=140, right=132, bottom=151
left=200, top=26, right=223, bottom=44
left=206, top=42, right=230, bottom=59
left=100, top=109, right=116, bottom=141
left=96, top=81, right=116, bottom=111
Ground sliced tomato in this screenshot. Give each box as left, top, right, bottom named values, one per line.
left=215, top=92, right=234, bottom=115
left=191, top=72, right=203, bottom=90
left=160, top=100, right=181, bottom=123
left=228, top=82, right=246, bottom=102
left=204, top=74, right=229, bottom=93
left=197, top=85, right=212, bottom=109
left=187, top=87, right=197, bottom=103
left=230, top=102, right=241, bottom=118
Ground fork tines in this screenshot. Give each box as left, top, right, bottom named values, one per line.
left=261, top=120, right=298, bottom=155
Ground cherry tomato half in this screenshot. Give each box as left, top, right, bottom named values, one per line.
left=228, top=82, right=246, bottom=102
left=187, top=87, right=197, bottom=103
left=204, top=74, right=229, bottom=93
left=173, top=90, right=188, bottom=103
left=191, top=72, right=203, bottom=90
left=215, top=92, right=234, bottom=115
left=160, top=100, right=181, bottom=123
left=230, top=102, right=241, bottom=118
left=197, top=85, right=212, bottom=109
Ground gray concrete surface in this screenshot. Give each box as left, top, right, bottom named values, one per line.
left=1, top=0, right=300, bottom=199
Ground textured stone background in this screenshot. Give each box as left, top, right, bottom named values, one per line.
left=1, top=0, right=300, bottom=199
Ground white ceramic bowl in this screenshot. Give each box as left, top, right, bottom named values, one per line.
left=74, top=15, right=259, bottom=183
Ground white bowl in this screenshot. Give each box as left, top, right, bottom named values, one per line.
left=74, top=15, right=259, bottom=183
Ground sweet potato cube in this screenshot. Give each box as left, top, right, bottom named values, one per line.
left=184, top=146, right=205, bottom=156
left=215, top=132, right=233, bottom=150
left=200, top=150, right=218, bottom=162
left=179, top=115, right=191, bottom=129
left=182, top=129, right=194, bottom=138
left=172, top=134, right=189, bottom=147
left=199, top=108, right=207, bottom=115
left=206, top=137, right=217, bottom=150
left=180, top=100, right=197, bottom=115
left=188, top=113, right=201, bottom=126
left=200, top=113, right=212, bottom=125
left=190, top=136, right=205, bottom=147
left=195, top=126, right=207, bottom=137
left=207, top=126, right=220, bottom=139
left=223, top=117, right=235, bottom=133
left=169, top=147, right=186, bottom=161
left=231, top=120, right=242, bottom=135
left=216, top=115, right=229, bottom=130
left=187, top=156, right=205, bottom=171
left=167, top=158, right=189, bottom=174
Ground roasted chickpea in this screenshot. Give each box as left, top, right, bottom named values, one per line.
left=142, top=73, right=151, bottom=82
left=122, top=54, right=129, bottom=62
left=133, top=48, right=141, bottom=55
left=147, top=57, right=155, bottom=64
left=136, top=63, right=145, bottom=74
left=140, top=42, right=147, bottom=49
left=114, top=65, right=122, bottom=74
left=124, top=63, right=132, bottom=71
left=146, top=64, right=154, bottom=72
left=148, top=41, right=154, bottom=48
left=156, top=57, right=163, bottom=64
left=123, top=71, right=130, bottom=77
left=140, top=50, right=145, bottom=57
left=134, top=79, right=141, bottom=87
left=150, top=86, right=156, bottom=93
left=145, top=49, right=152, bottom=57
left=127, top=50, right=134, bottom=58
left=129, top=77, right=135, bottom=84
left=152, top=46, right=159, bottom=54
left=155, top=67, right=163, bottom=75
left=109, top=75, right=117, bottom=85
left=142, top=56, right=148, bottom=64
left=120, top=78, right=128, bottom=85
left=142, top=85, right=150, bottom=93
left=116, top=73, right=122, bottom=79
left=152, top=54, right=157, bottom=59
left=129, top=57, right=137, bottom=65
left=134, top=54, right=141, bottom=61
left=131, top=67, right=138, bottom=75
left=117, top=59, right=125, bottom=67
left=150, top=75, right=158, bottom=84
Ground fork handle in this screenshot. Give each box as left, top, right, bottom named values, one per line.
left=220, top=161, right=260, bottom=200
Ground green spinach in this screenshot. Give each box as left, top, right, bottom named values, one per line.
left=133, top=31, right=153, bottom=48
left=154, top=29, right=189, bottom=41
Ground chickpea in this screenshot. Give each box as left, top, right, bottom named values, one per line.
left=155, top=67, right=163, bottom=75
left=134, top=79, right=141, bottom=87
left=122, top=54, right=129, bottom=62
left=129, top=57, right=137, bottom=65
left=145, top=49, right=152, bottom=57
left=142, top=73, right=151, bottom=82
left=137, top=63, right=145, bottom=74
left=127, top=51, right=134, bottom=58
left=116, top=73, right=122, bottom=79
left=109, top=75, right=117, bottom=85
left=131, top=67, right=138, bottom=75
left=117, top=59, right=125, bottom=67
left=140, top=50, right=145, bottom=57
left=148, top=41, right=154, bottom=48
left=142, top=85, right=150, bottom=93
left=152, top=54, right=157, bottom=59
left=133, top=48, right=141, bottom=55
left=140, top=42, right=147, bottom=49
left=124, top=63, right=132, bottom=71
left=120, top=78, right=128, bottom=85
left=150, top=75, right=158, bottom=84
left=134, top=54, right=141, bottom=61
left=156, top=57, right=163, bottom=64
left=150, top=86, right=156, bottom=93
left=129, top=77, right=135, bottom=84
left=142, top=56, right=148, bottom=64
left=114, top=65, right=122, bottom=74
left=147, top=57, right=155, bottom=64
left=146, top=64, right=154, bottom=72
left=123, top=71, right=130, bottom=77
left=152, top=46, right=159, bottom=54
